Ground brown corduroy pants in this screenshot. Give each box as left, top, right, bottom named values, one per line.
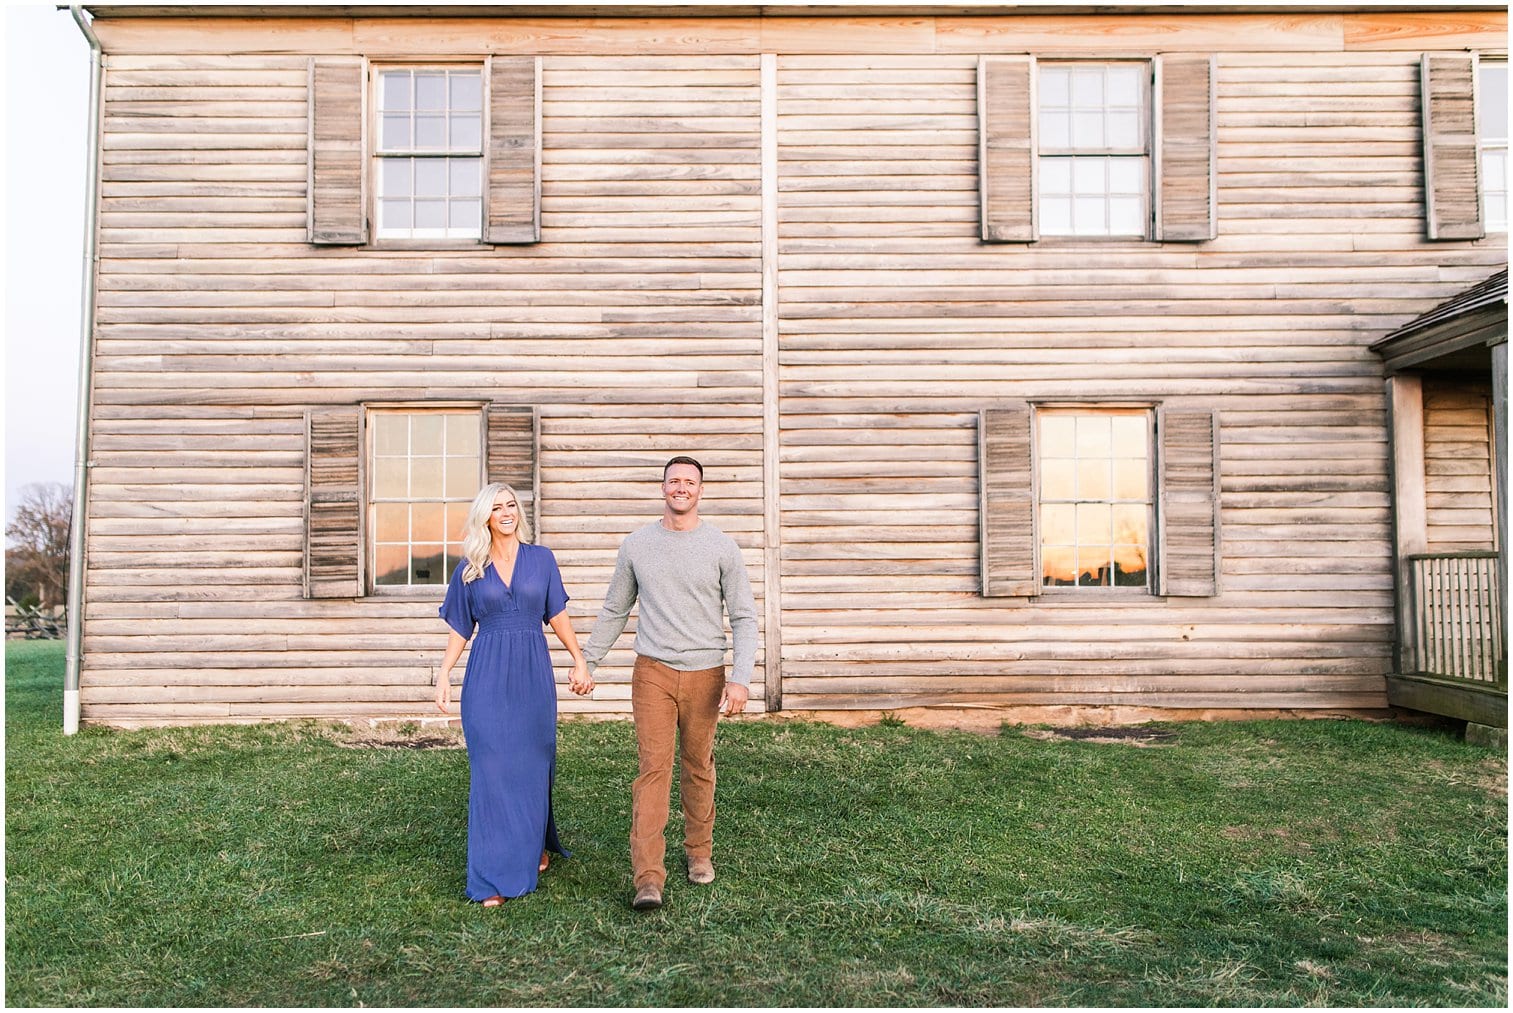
left=629, top=655, right=725, bottom=889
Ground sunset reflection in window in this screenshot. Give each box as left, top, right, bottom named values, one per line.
left=1039, top=410, right=1150, bottom=589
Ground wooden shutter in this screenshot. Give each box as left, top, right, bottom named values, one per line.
left=1157, top=409, right=1220, bottom=597
left=1421, top=53, right=1484, bottom=241
left=979, top=407, right=1039, bottom=596
left=305, top=407, right=363, bottom=598
left=486, top=404, right=540, bottom=536
left=978, top=56, right=1036, bottom=242
left=486, top=56, right=542, bottom=244
left=307, top=57, right=367, bottom=245
left=1155, top=54, right=1217, bottom=242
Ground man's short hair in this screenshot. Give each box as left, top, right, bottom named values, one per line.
left=663, top=455, right=704, bottom=479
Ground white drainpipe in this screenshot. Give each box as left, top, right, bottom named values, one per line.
left=63, top=4, right=102, bottom=735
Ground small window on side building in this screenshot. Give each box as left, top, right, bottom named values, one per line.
left=1037, top=63, right=1151, bottom=238
left=1480, top=61, right=1508, bottom=233
left=1038, top=409, right=1152, bottom=589
left=374, top=67, right=485, bottom=240
left=369, top=410, right=483, bottom=588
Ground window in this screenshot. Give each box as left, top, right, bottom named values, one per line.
left=1480, top=60, right=1508, bottom=233
left=374, top=67, right=485, bottom=240
left=978, top=405, right=1217, bottom=598
left=978, top=54, right=1213, bottom=243
left=1038, top=410, right=1152, bottom=589
left=369, top=410, right=483, bottom=587
left=1037, top=63, right=1150, bottom=238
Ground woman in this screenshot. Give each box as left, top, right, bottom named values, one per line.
left=436, top=483, right=593, bottom=906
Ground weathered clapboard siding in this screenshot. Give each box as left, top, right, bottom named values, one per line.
left=772, top=46, right=1501, bottom=712
left=83, top=51, right=766, bottom=723
left=78, top=10, right=1506, bottom=724
left=1422, top=377, right=1497, bottom=552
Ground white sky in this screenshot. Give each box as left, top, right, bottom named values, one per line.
left=3, top=3, right=89, bottom=525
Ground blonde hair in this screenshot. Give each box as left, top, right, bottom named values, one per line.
left=460, top=482, right=533, bottom=583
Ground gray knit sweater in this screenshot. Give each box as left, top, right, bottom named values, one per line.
left=581, top=520, right=758, bottom=686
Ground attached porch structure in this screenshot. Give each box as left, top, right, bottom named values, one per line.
left=1375, top=269, right=1508, bottom=729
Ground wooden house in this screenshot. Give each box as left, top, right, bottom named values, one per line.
left=63, top=3, right=1508, bottom=729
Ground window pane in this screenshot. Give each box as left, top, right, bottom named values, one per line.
left=411, top=456, right=444, bottom=497
left=1040, top=111, right=1071, bottom=149
left=1071, top=111, right=1104, bottom=148
left=1076, top=414, right=1112, bottom=457
left=1484, top=150, right=1507, bottom=190
left=1111, top=414, right=1147, bottom=457
left=1109, top=196, right=1144, bottom=236
left=415, top=114, right=446, bottom=149
left=415, top=72, right=446, bottom=110
left=1040, top=157, right=1072, bottom=193
left=412, top=502, right=445, bottom=543
left=1039, top=197, right=1072, bottom=234
left=1041, top=503, right=1076, bottom=545
left=1108, top=157, right=1143, bottom=193
left=374, top=545, right=410, bottom=586
left=1481, top=65, right=1508, bottom=141
left=381, top=71, right=411, bottom=112
left=381, top=114, right=411, bottom=150
left=1112, top=504, right=1148, bottom=545
left=373, top=414, right=408, bottom=455
left=445, top=457, right=478, bottom=499
left=451, top=71, right=482, bottom=110
left=447, top=502, right=472, bottom=542
left=1074, top=196, right=1106, bottom=234
left=381, top=158, right=413, bottom=197
left=374, top=458, right=407, bottom=498
left=450, top=157, right=482, bottom=196
left=451, top=113, right=482, bottom=150
left=1041, top=458, right=1075, bottom=500
left=1113, top=458, right=1148, bottom=500
left=1041, top=414, right=1076, bottom=455
left=374, top=503, right=408, bottom=542
left=415, top=199, right=447, bottom=229
left=1077, top=546, right=1111, bottom=586
left=1113, top=544, right=1147, bottom=586
left=446, top=413, right=480, bottom=455
left=415, top=158, right=447, bottom=196
left=1073, top=157, right=1105, bottom=194
left=1106, top=65, right=1144, bottom=101
left=1043, top=545, right=1076, bottom=587
left=1077, top=502, right=1110, bottom=544
left=412, top=414, right=445, bottom=454
left=411, top=546, right=445, bottom=584
left=1040, top=67, right=1070, bottom=105
left=1107, top=111, right=1141, bottom=149
left=380, top=199, right=412, bottom=230
left=1071, top=68, right=1104, bottom=105
left=1077, top=458, right=1111, bottom=500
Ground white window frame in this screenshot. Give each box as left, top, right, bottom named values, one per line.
left=371, top=63, right=487, bottom=241
left=367, top=406, right=486, bottom=594
left=1036, top=60, right=1153, bottom=239
left=1478, top=57, right=1508, bottom=233
left=1035, top=405, right=1156, bottom=594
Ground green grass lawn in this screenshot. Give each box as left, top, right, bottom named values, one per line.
left=5, top=640, right=1507, bottom=1007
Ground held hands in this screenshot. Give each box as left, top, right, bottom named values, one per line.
left=719, top=682, right=749, bottom=717
left=567, top=659, right=595, bottom=697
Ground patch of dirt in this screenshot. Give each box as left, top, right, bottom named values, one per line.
left=1022, top=726, right=1177, bottom=747
left=332, top=720, right=465, bottom=750
left=343, top=736, right=462, bottom=750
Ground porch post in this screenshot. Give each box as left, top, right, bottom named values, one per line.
left=1387, top=374, right=1428, bottom=674
left=1491, top=339, right=1507, bottom=685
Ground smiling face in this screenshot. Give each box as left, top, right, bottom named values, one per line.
left=661, top=462, right=703, bottom=519
left=488, top=489, right=520, bottom=541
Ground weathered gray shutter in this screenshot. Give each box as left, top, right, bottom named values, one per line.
left=1421, top=53, right=1484, bottom=241
left=978, top=55, right=1036, bottom=243
left=486, top=404, right=540, bottom=536
left=307, top=57, right=367, bottom=245
left=979, top=407, right=1039, bottom=596
left=486, top=56, right=542, bottom=244
left=1157, top=409, right=1220, bottom=597
left=305, top=407, right=363, bottom=598
left=1154, top=54, right=1217, bottom=242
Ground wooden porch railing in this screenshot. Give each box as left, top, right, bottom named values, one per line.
left=1408, top=552, right=1505, bottom=687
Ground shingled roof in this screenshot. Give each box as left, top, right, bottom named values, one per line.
left=1378, top=268, right=1508, bottom=344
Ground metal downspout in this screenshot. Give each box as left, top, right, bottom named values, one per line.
left=63, top=4, right=102, bottom=735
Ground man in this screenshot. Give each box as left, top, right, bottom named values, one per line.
left=581, top=455, right=758, bottom=911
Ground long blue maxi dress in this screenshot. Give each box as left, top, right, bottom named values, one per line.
left=439, top=543, right=570, bottom=900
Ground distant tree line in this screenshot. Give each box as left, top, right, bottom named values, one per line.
left=7, top=482, right=72, bottom=609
